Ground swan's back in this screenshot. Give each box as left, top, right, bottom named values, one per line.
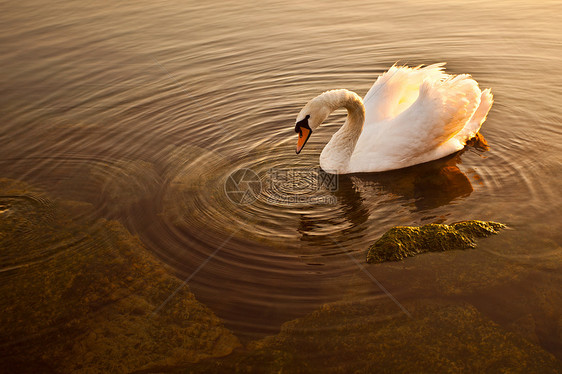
left=363, top=63, right=447, bottom=125
left=348, top=64, right=493, bottom=173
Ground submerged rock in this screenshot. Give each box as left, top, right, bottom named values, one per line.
left=0, top=179, right=240, bottom=373
left=183, top=300, right=562, bottom=373
left=366, top=220, right=506, bottom=264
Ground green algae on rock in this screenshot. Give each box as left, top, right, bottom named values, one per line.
left=366, top=220, right=506, bottom=264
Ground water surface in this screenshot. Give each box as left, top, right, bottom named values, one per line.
left=1, top=0, right=562, bottom=368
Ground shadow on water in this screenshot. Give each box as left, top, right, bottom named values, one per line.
left=359, top=133, right=488, bottom=214
left=355, top=152, right=475, bottom=212
left=298, top=138, right=488, bottom=248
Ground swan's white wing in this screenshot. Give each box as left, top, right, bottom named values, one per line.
left=386, top=75, right=481, bottom=162
left=350, top=74, right=482, bottom=172
left=363, top=63, right=447, bottom=125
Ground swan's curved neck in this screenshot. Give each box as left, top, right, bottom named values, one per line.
left=318, top=89, right=365, bottom=173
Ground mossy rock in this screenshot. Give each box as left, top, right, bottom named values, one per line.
left=366, top=220, right=505, bottom=264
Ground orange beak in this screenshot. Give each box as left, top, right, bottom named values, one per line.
left=296, top=127, right=312, bottom=154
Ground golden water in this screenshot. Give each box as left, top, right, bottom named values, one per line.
left=1, top=0, right=562, bottom=367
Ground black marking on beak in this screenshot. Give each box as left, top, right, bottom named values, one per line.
left=295, top=115, right=312, bottom=154
left=295, top=115, right=311, bottom=134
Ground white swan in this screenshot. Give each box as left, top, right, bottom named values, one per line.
left=294, top=63, right=493, bottom=174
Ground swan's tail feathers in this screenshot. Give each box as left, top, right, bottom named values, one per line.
left=455, top=88, right=493, bottom=142
left=469, top=88, right=493, bottom=133
left=432, top=74, right=482, bottom=143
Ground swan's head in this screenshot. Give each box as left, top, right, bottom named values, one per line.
left=294, top=95, right=332, bottom=154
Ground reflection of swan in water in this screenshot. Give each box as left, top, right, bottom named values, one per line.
left=296, top=144, right=486, bottom=242
left=294, top=64, right=493, bottom=173
left=297, top=173, right=370, bottom=246
left=357, top=133, right=488, bottom=211
left=354, top=152, right=476, bottom=211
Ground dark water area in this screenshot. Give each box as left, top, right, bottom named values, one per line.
left=1, top=0, right=562, bottom=371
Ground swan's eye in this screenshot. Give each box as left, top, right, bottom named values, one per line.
left=295, top=114, right=311, bottom=134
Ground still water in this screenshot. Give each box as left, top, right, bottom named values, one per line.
left=1, top=0, right=562, bottom=370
